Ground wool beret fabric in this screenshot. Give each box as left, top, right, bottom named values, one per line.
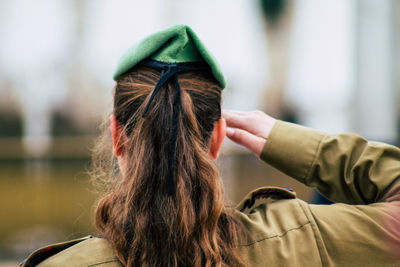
left=113, top=24, right=226, bottom=88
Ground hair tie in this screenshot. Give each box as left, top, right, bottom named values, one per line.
left=141, top=60, right=208, bottom=195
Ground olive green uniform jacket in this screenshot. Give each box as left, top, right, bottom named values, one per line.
left=22, top=121, right=400, bottom=266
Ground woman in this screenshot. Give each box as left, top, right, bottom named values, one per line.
left=22, top=25, right=400, bottom=267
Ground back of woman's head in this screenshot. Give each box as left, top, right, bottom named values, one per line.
left=92, top=66, right=247, bottom=267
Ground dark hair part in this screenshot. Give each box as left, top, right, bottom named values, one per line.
left=92, top=66, right=247, bottom=266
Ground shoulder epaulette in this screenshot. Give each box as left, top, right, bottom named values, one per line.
left=20, top=235, right=93, bottom=267
left=237, top=186, right=297, bottom=214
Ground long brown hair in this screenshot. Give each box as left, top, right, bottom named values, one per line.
left=92, top=66, right=247, bottom=266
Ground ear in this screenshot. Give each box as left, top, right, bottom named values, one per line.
left=109, top=114, right=125, bottom=156
left=209, top=118, right=226, bottom=159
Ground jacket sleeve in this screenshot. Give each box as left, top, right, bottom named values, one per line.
left=261, top=121, right=400, bottom=204
left=260, top=121, right=400, bottom=266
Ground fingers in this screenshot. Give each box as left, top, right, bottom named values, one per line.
left=222, top=110, right=250, bottom=131
left=223, top=109, right=276, bottom=157
left=226, top=127, right=266, bottom=157
left=223, top=109, right=276, bottom=140
left=222, top=110, right=257, bottom=135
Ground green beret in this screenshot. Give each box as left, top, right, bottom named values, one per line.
left=113, top=24, right=226, bottom=88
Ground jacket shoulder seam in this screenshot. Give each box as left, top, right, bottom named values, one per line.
left=239, top=221, right=311, bottom=247
left=88, top=259, right=121, bottom=267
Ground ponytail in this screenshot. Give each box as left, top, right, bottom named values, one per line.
left=92, top=67, right=247, bottom=267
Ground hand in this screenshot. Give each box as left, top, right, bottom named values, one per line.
left=222, top=110, right=277, bottom=157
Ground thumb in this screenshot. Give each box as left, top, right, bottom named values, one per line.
left=226, top=127, right=266, bottom=157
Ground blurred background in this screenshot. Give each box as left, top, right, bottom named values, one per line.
left=1, top=0, right=400, bottom=264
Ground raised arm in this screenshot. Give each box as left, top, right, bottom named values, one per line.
left=223, top=110, right=400, bottom=204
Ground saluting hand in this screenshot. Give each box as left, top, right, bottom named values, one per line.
left=222, top=110, right=277, bottom=157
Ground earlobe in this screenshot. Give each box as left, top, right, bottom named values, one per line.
left=110, top=114, right=124, bottom=156
left=209, top=118, right=226, bottom=159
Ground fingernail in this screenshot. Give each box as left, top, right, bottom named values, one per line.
left=226, top=127, right=234, bottom=136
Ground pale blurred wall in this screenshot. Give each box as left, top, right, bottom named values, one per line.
left=354, top=0, right=397, bottom=141
left=0, top=0, right=76, bottom=156
left=287, top=0, right=398, bottom=142
left=287, top=0, right=355, bottom=133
